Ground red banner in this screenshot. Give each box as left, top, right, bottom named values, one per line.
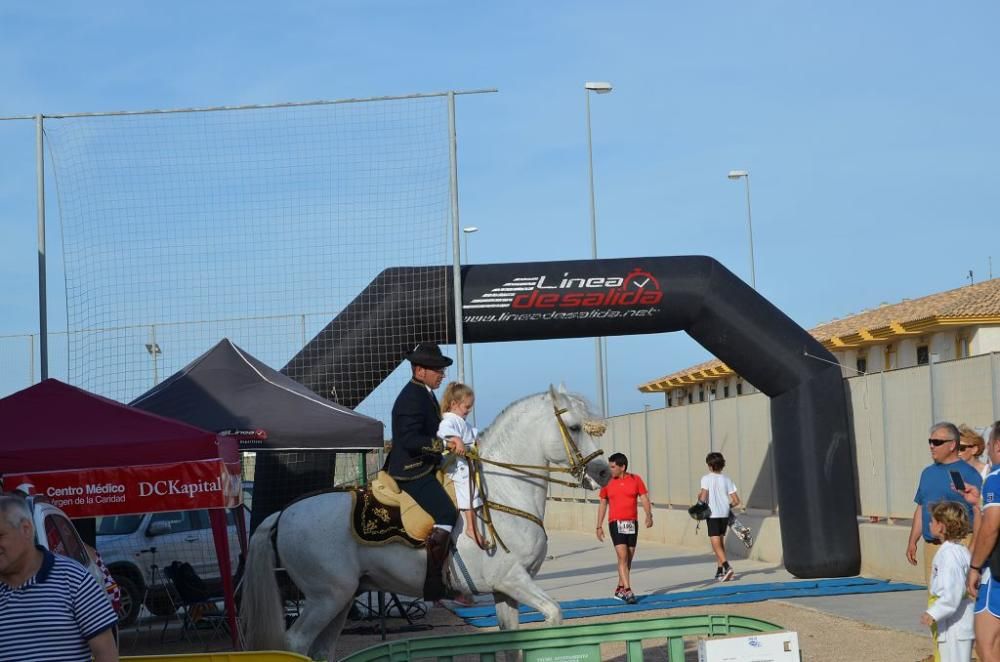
left=4, top=459, right=242, bottom=517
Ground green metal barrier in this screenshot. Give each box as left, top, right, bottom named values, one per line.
left=338, top=613, right=783, bottom=661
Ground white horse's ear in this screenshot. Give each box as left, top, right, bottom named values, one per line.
left=547, top=384, right=559, bottom=402
left=558, top=382, right=568, bottom=395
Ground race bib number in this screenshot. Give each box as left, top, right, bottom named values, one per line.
left=616, top=520, right=636, bottom=535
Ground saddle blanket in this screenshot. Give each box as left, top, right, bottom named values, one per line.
left=350, top=488, right=424, bottom=548
left=446, top=577, right=923, bottom=627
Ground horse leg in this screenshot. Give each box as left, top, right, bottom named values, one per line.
left=317, top=602, right=354, bottom=662
left=493, top=591, right=519, bottom=631
left=494, top=592, right=522, bottom=662
left=494, top=565, right=562, bottom=626
left=286, top=582, right=357, bottom=659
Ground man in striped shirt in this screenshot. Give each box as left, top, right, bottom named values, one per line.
left=0, top=495, right=119, bottom=662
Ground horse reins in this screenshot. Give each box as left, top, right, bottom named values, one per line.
left=468, top=394, right=605, bottom=553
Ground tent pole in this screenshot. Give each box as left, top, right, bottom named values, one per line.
left=209, top=509, right=239, bottom=649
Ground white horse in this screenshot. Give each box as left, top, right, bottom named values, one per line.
left=241, top=385, right=611, bottom=660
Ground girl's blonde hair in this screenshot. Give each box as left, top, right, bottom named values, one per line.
left=441, top=382, right=474, bottom=416
left=959, top=423, right=986, bottom=456
left=930, top=501, right=971, bottom=542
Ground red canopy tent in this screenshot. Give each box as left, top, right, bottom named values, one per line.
left=0, top=379, right=243, bottom=645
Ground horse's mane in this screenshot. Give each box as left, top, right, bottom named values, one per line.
left=479, top=390, right=592, bottom=448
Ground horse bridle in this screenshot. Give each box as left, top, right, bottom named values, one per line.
left=467, top=389, right=605, bottom=489
left=552, top=391, right=606, bottom=481
left=466, top=389, right=605, bottom=552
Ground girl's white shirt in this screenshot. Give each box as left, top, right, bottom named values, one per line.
left=438, top=412, right=477, bottom=447
left=438, top=412, right=481, bottom=509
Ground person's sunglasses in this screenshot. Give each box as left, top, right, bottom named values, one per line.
left=928, top=438, right=954, bottom=447
left=959, top=444, right=975, bottom=452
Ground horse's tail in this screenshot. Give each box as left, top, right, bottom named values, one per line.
left=239, top=511, right=287, bottom=651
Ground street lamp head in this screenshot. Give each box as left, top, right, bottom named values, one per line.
left=462, top=226, right=479, bottom=234
left=727, top=170, right=749, bottom=180
left=584, top=81, right=613, bottom=94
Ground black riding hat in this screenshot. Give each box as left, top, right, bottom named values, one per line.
left=404, top=343, right=453, bottom=369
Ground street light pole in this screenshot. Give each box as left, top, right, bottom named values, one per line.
left=727, top=169, right=757, bottom=290
left=585, top=81, right=612, bottom=417
left=462, top=226, right=479, bottom=428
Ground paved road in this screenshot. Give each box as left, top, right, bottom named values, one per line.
left=536, top=531, right=927, bottom=636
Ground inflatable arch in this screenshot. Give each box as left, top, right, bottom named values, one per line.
left=284, top=256, right=860, bottom=578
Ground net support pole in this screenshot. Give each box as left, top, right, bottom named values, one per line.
left=448, top=92, right=465, bottom=383
left=35, top=114, right=48, bottom=380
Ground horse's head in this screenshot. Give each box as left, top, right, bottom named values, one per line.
left=543, top=384, right=611, bottom=490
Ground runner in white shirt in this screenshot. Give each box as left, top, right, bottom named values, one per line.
left=698, top=452, right=740, bottom=582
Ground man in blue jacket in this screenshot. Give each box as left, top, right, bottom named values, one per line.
left=385, top=343, right=456, bottom=599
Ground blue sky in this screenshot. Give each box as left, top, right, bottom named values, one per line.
left=1, top=2, right=999, bottom=425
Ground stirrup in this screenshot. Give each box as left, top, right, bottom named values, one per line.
left=475, top=532, right=493, bottom=552
left=470, top=510, right=494, bottom=551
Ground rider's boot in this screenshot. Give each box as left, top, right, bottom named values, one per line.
left=423, top=527, right=452, bottom=601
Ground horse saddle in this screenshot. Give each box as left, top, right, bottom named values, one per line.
left=350, top=470, right=457, bottom=546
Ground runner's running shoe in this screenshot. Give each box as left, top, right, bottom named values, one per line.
left=623, top=588, right=638, bottom=605
left=613, top=586, right=626, bottom=602
left=722, top=566, right=735, bottom=582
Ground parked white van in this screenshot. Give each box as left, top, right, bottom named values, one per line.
left=97, top=506, right=248, bottom=626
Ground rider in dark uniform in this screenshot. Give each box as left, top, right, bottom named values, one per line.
left=385, top=343, right=457, bottom=599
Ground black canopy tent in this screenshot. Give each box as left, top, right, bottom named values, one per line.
left=131, top=338, right=384, bottom=450
left=131, top=338, right=385, bottom=531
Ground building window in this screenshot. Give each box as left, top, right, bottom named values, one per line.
left=917, top=345, right=929, bottom=366
left=856, top=356, right=867, bottom=375
left=956, top=336, right=970, bottom=359
left=698, top=388, right=705, bottom=402
left=736, top=381, right=743, bottom=395
left=884, top=344, right=896, bottom=370
left=723, top=385, right=730, bottom=398
left=687, top=391, right=693, bottom=404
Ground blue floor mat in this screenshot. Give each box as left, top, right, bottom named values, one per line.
left=450, top=577, right=924, bottom=627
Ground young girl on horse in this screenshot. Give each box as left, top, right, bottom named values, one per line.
left=438, top=382, right=485, bottom=547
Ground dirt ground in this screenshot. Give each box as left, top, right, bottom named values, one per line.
left=119, top=597, right=936, bottom=661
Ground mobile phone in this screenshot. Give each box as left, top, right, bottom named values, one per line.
left=950, top=470, right=967, bottom=492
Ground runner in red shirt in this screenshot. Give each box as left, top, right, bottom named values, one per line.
left=596, top=452, right=653, bottom=604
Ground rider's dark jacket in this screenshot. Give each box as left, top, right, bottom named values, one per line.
left=386, top=379, right=443, bottom=480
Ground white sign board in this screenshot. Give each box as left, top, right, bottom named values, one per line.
left=698, top=631, right=800, bottom=662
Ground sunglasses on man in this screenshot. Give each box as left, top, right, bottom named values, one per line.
left=928, top=438, right=956, bottom=447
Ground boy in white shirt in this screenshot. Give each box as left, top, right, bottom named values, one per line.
left=698, top=452, right=740, bottom=582
left=922, top=501, right=974, bottom=662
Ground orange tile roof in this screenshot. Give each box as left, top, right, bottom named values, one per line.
left=638, top=278, right=1000, bottom=392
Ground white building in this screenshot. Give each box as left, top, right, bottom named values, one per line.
left=638, top=278, right=1000, bottom=407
